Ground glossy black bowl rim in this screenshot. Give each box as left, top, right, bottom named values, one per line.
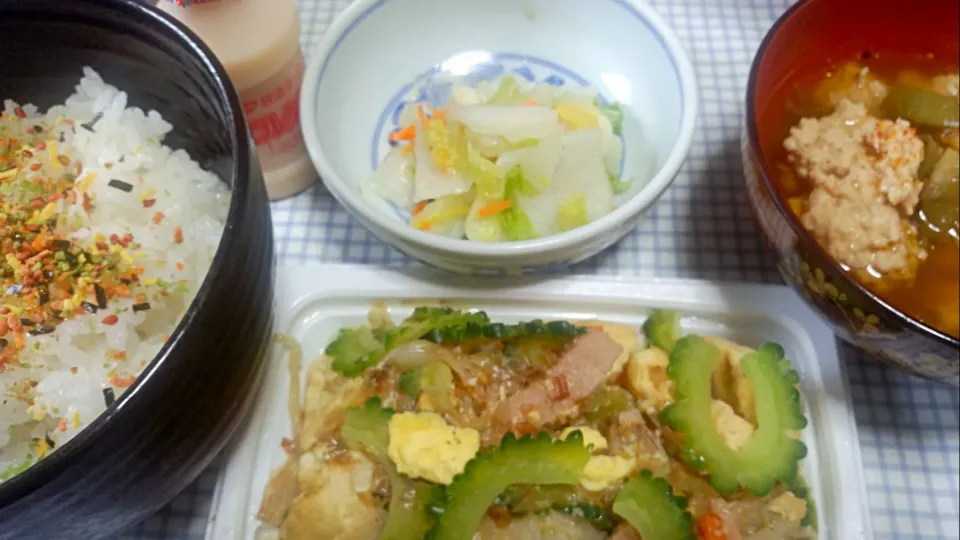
left=745, top=0, right=960, bottom=350
left=0, top=0, right=254, bottom=494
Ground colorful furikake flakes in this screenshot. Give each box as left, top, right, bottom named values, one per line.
left=0, top=111, right=177, bottom=364
left=0, top=68, right=229, bottom=483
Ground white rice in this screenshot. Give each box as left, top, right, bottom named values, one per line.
left=0, top=67, right=230, bottom=482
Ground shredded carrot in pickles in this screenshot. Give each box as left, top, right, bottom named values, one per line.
left=476, top=199, right=514, bottom=218
left=389, top=124, right=416, bottom=142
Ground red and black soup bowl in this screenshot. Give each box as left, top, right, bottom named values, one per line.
left=743, top=0, right=960, bottom=385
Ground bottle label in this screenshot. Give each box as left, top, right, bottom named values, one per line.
left=240, top=52, right=307, bottom=172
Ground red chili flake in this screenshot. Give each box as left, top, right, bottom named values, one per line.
left=152, top=212, right=164, bottom=224
left=281, top=438, right=296, bottom=455
left=142, top=198, right=156, bottom=208
left=13, top=106, right=25, bottom=119
left=82, top=192, right=92, bottom=213
left=550, top=375, right=570, bottom=400
left=70, top=367, right=78, bottom=374
left=175, top=262, right=184, bottom=272
left=109, top=233, right=121, bottom=245
left=7, top=315, right=23, bottom=334
left=29, top=163, right=42, bottom=172
left=101, top=314, right=119, bottom=325
left=108, top=373, right=136, bottom=388
left=26, top=250, right=50, bottom=266
left=173, top=227, right=183, bottom=244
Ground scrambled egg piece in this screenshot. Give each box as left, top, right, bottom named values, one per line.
left=559, top=426, right=636, bottom=492
left=581, top=455, right=637, bottom=492
left=710, top=400, right=755, bottom=451
left=625, top=347, right=673, bottom=413
left=768, top=491, right=808, bottom=524
left=560, top=426, right=608, bottom=452
left=704, top=336, right=758, bottom=425
left=388, top=412, right=480, bottom=485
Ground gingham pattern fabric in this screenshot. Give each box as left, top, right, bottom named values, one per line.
left=119, top=1, right=960, bottom=539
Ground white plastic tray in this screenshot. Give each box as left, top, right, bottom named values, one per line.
left=205, top=264, right=872, bottom=540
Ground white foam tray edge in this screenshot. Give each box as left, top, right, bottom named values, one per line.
left=204, top=263, right=873, bottom=540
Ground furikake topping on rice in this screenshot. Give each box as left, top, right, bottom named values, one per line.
left=0, top=125, right=140, bottom=357
left=0, top=112, right=192, bottom=365
left=0, top=68, right=229, bottom=482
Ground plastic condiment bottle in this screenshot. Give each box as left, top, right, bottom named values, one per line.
left=156, top=0, right=316, bottom=200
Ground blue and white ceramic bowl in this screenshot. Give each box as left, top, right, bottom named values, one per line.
left=300, top=0, right=698, bottom=274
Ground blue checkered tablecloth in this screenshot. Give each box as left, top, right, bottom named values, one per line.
left=119, top=1, right=960, bottom=539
